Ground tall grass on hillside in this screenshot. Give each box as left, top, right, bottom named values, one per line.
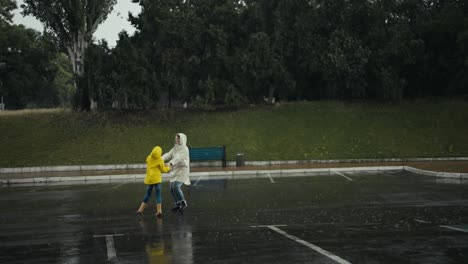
left=1, top=101, right=467, bottom=167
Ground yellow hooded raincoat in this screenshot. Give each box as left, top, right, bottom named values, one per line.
left=145, top=146, right=170, bottom=185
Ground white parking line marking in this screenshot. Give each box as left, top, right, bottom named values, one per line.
left=112, top=182, right=127, bottom=189
left=93, top=234, right=124, bottom=260
left=414, top=219, right=430, bottom=224
left=193, top=175, right=203, bottom=186
left=252, top=225, right=351, bottom=264
left=333, top=171, right=353, bottom=181
left=105, top=235, right=117, bottom=260
left=440, top=225, right=468, bottom=233
left=250, top=224, right=287, bottom=228
left=29, top=187, right=45, bottom=192
left=266, top=173, right=276, bottom=183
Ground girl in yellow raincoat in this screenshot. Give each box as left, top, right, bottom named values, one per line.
left=136, top=146, right=171, bottom=217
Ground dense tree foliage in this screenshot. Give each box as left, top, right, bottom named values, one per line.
left=21, top=0, right=116, bottom=110
left=0, top=0, right=73, bottom=109
left=4, top=0, right=468, bottom=110
left=84, top=0, right=468, bottom=110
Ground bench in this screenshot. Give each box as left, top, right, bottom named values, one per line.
left=189, top=146, right=226, bottom=167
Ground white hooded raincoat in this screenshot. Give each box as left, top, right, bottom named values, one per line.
left=162, top=133, right=191, bottom=185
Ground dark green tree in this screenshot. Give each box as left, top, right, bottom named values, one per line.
left=22, top=0, right=117, bottom=110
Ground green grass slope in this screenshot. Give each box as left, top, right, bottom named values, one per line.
left=1, top=100, right=467, bottom=167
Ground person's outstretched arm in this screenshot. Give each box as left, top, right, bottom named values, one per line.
left=160, top=159, right=171, bottom=173
left=162, top=148, right=173, bottom=162
left=168, top=147, right=189, bottom=166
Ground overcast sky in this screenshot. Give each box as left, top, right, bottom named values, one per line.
left=11, top=0, right=142, bottom=47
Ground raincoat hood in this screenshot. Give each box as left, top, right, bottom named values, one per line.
left=176, top=133, right=187, bottom=146
left=151, top=146, right=162, bottom=159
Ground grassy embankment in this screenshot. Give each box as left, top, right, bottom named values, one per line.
left=1, top=100, right=468, bottom=167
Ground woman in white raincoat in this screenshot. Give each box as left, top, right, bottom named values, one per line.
left=162, top=133, right=191, bottom=212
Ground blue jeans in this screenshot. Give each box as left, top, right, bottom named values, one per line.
left=143, top=184, right=162, bottom=204
left=170, top=181, right=185, bottom=205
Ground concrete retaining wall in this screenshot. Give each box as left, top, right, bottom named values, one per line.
left=2, top=157, right=467, bottom=174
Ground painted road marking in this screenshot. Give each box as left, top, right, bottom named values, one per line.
left=252, top=225, right=351, bottom=264
left=266, top=173, right=276, bottom=183
left=250, top=224, right=287, bottom=228
left=93, top=234, right=124, bottom=260
left=414, top=219, right=431, bottom=224
left=413, top=220, right=468, bottom=233
left=105, top=235, right=117, bottom=260
left=29, top=187, right=46, bottom=192
left=440, top=225, right=468, bottom=233
left=112, top=182, right=127, bottom=189
left=333, top=171, right=353, bottom=181
left=193, top=175, right=203, bottom=186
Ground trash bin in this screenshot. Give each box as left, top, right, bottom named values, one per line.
left=236, top=153, right=245, bottom=167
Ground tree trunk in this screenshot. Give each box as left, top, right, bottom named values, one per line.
left=268, top=85, right=275, bottom=104
left=66, top=30, right=94, bottom=111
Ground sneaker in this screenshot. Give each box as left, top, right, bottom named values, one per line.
left=155, top=212, right=163, bottom=218
left=179, top=201, right=188, bottom=211
left=171, top=205, right=181, bottom=212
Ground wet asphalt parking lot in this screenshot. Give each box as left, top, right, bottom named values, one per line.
left=1, top=171, right=468, bottom=263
